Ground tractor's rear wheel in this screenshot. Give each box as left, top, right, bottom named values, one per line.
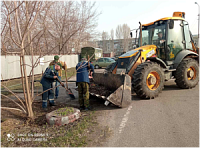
left=132, top=62, right=164, bottom=99
left=175, top=58, right=199, bottom=89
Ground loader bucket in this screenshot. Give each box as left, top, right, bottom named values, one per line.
left=90, top=73, right=131, bottom=108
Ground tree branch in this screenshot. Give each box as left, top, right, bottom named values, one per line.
left=1, top=107, right=25, bottom=113
left=1, top=94, right=27, bottom=113
left=32, top=84, right=62, bottom=102
left=1, top=84, right=26, bottom=110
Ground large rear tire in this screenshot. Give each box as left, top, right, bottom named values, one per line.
left=175, top=58, right=199, bottom=89
left=132, top=62, right=164, bottom=99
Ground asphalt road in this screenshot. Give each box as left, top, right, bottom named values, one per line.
left=94, top=69, right=199, bottom=147
left=49, top=68, right=198, bottom=147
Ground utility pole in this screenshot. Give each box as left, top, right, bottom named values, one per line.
left=195, top=2, right=200, bottom=47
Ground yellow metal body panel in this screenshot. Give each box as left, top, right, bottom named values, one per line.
left=118, top=45, right=157, bottom=78
left=142, top=17, right=185, bottom=27
left=119, top=45, right=157, bottom=59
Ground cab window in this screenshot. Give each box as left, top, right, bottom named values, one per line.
left=167, top=20, right=184, bottom=49
left=167, top=20, right=184, bottom=60
left=183, top=21, right=192, bottom=50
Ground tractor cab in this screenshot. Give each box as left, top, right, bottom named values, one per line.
left=139, top=12, right=198, bottom=65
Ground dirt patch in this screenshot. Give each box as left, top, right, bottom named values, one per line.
left=89, top=83, right=114, bottom=97
left=1, top=95, right=112, bottom=147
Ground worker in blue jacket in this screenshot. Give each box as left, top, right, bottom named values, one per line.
left=76, top=58, right=94, bottom=111
left=40, top=63, right=63, bottom=111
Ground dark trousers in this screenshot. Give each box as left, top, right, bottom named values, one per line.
left=42, top=84, right=55, bottom=108
left=54, top=76, right=61, bottom=97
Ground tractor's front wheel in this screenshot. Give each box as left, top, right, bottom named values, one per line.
left=175, top=58, right=199, bottom=89
left=132, top=62, right=164, bottom=99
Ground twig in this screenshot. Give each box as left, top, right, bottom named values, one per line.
left=8, top=60, right=20, bottom=64
left=1, top=50, right=21, bottom=54
left=32, top=84, right=62, bottom=102
left=21, top=64, right=33, bottom=67
left=1, top=94, right=26, bottom=113
left=1, top=107, right=24, bottom=113
left=1, top=84, right=26, bottom=110
left=8, top=1, right=25, bottom=16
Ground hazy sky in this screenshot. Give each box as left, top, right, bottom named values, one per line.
left=95, top=0, right=199, bottom=37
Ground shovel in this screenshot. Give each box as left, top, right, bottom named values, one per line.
left=64, top=64, right=75, bottom=100
left=56, top=77, right=75, bottom=100
left=53, top=64, right=75, bottom=100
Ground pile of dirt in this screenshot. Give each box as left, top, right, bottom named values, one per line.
left=89, top=83, right=114, bottom=97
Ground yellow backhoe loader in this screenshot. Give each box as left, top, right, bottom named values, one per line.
left=90, top=12, right=199, bottom=107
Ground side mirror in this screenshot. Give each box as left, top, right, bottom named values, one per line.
left=169, top=20, right=174, bottom=29
left=130, top=32, right=132, bottom=38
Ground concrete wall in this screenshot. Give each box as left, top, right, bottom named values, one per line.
left=1, top=55, right=78, bottom=80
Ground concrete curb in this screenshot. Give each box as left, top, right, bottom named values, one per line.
left=46, top=108, right=81, bottom=126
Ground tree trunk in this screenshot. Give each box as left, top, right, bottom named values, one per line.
left=20, top=55, right=29, bottom=114
left=31, top=36, right=34, bottom=99
left=21, top=48, right=34, bottom=119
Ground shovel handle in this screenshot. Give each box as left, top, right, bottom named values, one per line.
left=52, top=70, right=68, bottom=91
left=56, top=77, right=69, bottom=91
left=88, top=55, right=90, bottom=68
left=64, top=63, right=68, bottom=88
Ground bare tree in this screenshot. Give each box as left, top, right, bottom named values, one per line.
left=115, top=25, right=123, bottom=39
left=115, top=24, right=131, bottom=52
left=45, top=1, right=100, bottom=55
left=102, top=31, right=109, bottom=40
left=110, top=29, right=114, bottom=52
left=1, top=1, right=53, bottom=119
left=122, top=24, right=131, bottom=52
left=1, top=1, right=100, bottom=56
left=102, top=31, right=109, bottom=52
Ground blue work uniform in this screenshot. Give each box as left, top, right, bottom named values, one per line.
left=76, top=60, right=94, bottom=108
left=40, top=65, right=58, bottom=108
left=76, top=61, right=94, bottom=83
